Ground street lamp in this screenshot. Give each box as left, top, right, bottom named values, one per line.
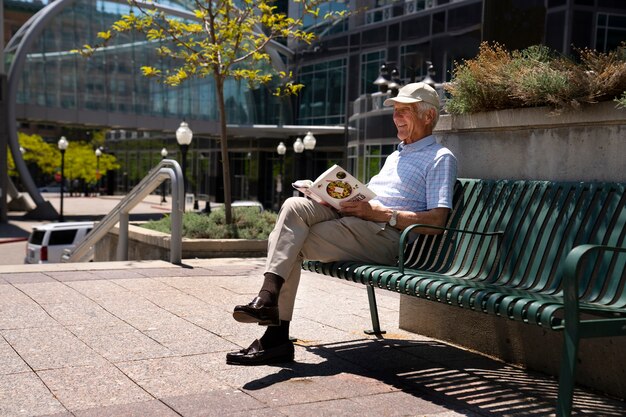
left=373, top=63, right=390, bottom=93
left=57, top=136, right=68, bottom=222
left=176, top=121, right=193, bottom=207
left=293, top=137, right=304, bottom=181
left=95, top=147, right=102, bottom=196
left=160, top=147, right=168, bottom=203
left=276, top=141, right=286, bottom=207
left=303, top=131, right=316, bottom=179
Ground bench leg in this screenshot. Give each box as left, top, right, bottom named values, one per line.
left=364, top=286, right=386, bottom=335
left=556, top=329, right=579, bottom=417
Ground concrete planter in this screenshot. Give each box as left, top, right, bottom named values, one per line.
left=94, top=224, right=267, bottom=261
left=435, top=101, right=626, bottom=182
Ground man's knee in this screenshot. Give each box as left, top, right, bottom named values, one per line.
left=279, top=197, right=321, bottom=220
left=281, top=196, right=314, bottom=212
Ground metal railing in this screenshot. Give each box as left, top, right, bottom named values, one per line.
left=62, top=159, right=184, bottom=264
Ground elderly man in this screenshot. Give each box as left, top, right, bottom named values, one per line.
left=227, top=82, right=457, bottom=365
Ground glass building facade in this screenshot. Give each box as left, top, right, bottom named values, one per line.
left=11, top=0, right=285, bottom=128
left=4, top=0, right=626, bottom=211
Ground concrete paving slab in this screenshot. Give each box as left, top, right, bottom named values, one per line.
left=162, top=390, right=268, bottom=417
left=117, top=356, right=229, bottom=398
left=69, top=325, right=175, bottom=362
left=38, top=365, right=152, bottom=412
left=2, top=326, right=108, bottom=371
left=0, top=372, right=68, bottom=417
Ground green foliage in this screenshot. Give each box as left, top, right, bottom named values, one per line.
left=141, top=208, right=277, bottom=239
left=616, top=92, right=626, bottom=109
left=8, top=132, right=119, bottom=183
left=76, top=0, right=343, bottom=94
left=8, top=133, right=57, bottom=176
left=445, top=42, right=626, bottom=114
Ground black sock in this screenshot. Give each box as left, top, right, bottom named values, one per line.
left=260, top=320, right=290, bottom=349
left=258, top=272, right=284, bottom=306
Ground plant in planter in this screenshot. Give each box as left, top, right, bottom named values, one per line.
left=141, top=207, right=277, bottom=239
left=445, top=42, right=626, bottom=114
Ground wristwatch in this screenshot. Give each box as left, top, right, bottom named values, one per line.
left=389, top=210, right=398, bottom=227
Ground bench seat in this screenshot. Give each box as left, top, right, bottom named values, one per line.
left=302, top=178, right=626, bottom=417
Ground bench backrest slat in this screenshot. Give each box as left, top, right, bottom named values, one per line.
left=403, top=179, right=626, bottom=306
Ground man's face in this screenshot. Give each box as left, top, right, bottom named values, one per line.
left=392, top=103, right=429, bottom=144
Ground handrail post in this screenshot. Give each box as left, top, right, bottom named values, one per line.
left=168, top=165, right=184, bottom=264
left=116, top=212, right=129, bottom=261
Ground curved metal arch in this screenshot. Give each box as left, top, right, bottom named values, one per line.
left=6, top=0, right=77, bottom=218
left=6, top=0, right=293, bottom=218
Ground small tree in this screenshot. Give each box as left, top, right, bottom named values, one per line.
left=79, top=0, right=346, bottom=224
left=9, top=133, right=119, bottom=188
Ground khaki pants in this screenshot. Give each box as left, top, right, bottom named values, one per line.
left=265, top=197, right=401, bottom=321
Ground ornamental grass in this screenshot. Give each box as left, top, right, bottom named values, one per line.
left=445, top=42, right=626, bottom=114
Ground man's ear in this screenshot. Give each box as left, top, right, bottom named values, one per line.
left=426, top=109, right=435, bottom=124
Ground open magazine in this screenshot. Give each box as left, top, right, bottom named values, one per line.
left=292, top=164, right=376, bottom=210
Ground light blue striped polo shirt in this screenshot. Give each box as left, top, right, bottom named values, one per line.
left=368, top=135, right=457, bottom=212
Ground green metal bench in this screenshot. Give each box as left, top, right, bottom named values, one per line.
left=302, top=179, right=626, bottom=417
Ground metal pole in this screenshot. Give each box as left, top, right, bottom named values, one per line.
left=279, top=155, right=284, bottom=206
left=180, top=144, right=188, bottom=195
left=59, top=150, right=65, bottom=222
left=0, top=0, right=7, bottom=223
left=161, top=156, right=167, bottom=203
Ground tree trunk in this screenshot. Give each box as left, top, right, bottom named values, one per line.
left=215, top=76, right=233, bottom=224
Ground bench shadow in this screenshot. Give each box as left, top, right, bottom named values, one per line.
left=242, top=337, right=626, bottom=417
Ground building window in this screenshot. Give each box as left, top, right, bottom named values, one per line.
left=404, top=0, right=435, bottom=15
left=596, top=13, right=626, bottom=52
left=347, top=145, right=359, bottom=180
left=365, top=3, right=394, bottom=25
left=361, top=50, right=386, bottom=95
left=400, top=43, right=430, bottom=84
left=295, top=1, right=349, bottom=35
left=297, top=58, right=347, bottom=125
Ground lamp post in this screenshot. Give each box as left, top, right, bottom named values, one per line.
left=160, top=147, right=168, bottom=203
left=293, top=137, right=304, bottom=182
left=95, top=147, right=102, bottom=196
left=302, top=131, right=316, bottom=179
left=57, top=136, right=68, bottom=222
left=373, top=63, right=390, bottom=93
left=176, top=121, right=193, bottom=207
left=276, top=141, right=286, bottom=208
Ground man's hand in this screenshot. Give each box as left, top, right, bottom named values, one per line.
left=339, top=201, right=389, bottom=222
left=339, top=201, right=450, bottom=234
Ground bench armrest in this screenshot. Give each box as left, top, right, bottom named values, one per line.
left=562, top=244, right=626, bottom=328
left=398, top=224, right=503, bottom=273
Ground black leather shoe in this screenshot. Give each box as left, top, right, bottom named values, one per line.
left=226, top=339, right=294, bottom=366
left=233, top=296, right=280, bottom=326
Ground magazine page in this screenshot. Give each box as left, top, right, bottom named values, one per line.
left=308, top=165, right=376, bottom=210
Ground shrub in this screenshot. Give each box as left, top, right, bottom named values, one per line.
left=141, top=208, right=277, bottom=239
left=445, top=42, right=626, bottom=114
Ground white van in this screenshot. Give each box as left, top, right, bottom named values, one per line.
left=25, top=221, right=94, bottom=264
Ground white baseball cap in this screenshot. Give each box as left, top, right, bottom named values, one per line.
left=383, top=82, right=440, bottom=108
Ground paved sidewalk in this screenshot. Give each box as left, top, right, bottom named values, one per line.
left=1, top=259, right=625, bottom=417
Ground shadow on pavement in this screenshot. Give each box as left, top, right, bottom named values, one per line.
left=0, top=222, right=31, bottom=239
left=242, top=338, right=626, bottom=417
